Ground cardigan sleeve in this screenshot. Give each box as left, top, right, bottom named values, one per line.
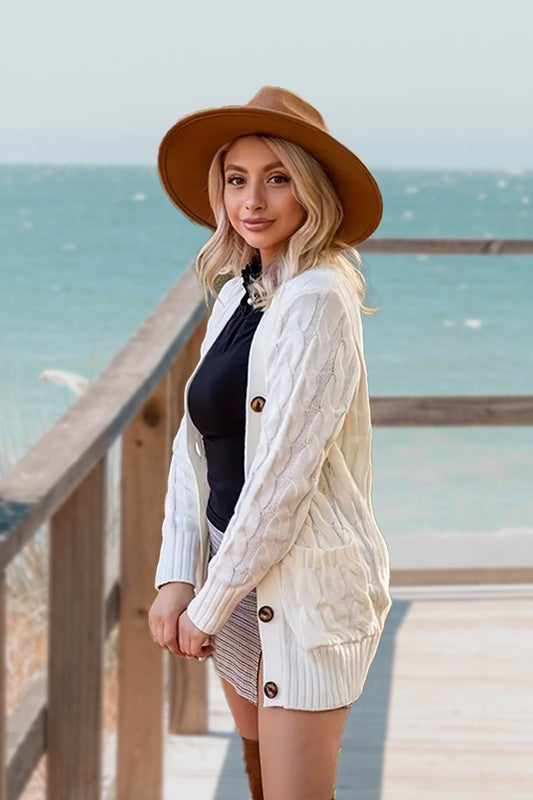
left=154, top=413, right=198, bottom=588
left=154, top=276, right=241, bottom=591
left=185, top=286, right=361, bottom=635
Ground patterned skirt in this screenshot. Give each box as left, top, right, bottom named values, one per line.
left=206, top=515, right=262, bottom=706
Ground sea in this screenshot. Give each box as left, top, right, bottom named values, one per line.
left=1, top=163, right=532, bottom=569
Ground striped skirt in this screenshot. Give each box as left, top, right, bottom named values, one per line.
left=206, top=515, right=262, bottom=706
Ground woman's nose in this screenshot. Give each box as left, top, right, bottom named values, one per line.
left=245, top=181, right=266, bottom=209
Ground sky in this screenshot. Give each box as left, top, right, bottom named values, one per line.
left=1, top=0, right=532, bottom=169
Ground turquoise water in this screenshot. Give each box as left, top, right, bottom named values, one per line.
left=1, top=164, right=532, bottom=551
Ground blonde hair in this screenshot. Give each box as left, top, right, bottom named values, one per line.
left=194, top=133, right=379, bottom=315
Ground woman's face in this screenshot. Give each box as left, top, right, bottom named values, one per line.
left=223, top=136, right=307, bottom=267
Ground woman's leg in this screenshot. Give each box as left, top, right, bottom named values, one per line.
left=257, top=654, right=350, bottom=800
left=219, top=674, right=259, bottom=740
left=219, top=674, right=263, bottom=798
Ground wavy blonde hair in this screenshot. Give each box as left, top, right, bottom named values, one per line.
left=194, top=133, right=379, bottom=315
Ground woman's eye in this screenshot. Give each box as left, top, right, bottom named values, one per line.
left=226, top=174, right=289, bottom=186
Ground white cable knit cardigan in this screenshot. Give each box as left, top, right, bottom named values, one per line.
left=155, top=264, right=392, bottom=711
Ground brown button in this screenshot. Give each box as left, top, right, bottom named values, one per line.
left=258, top=605, right=274, bottom=623
left=250, top=395, right=266, bottom=412
left=263, top=681, right=278, bottom=699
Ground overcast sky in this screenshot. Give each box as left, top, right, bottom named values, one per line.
left=2, top=0, right=531, bottom=168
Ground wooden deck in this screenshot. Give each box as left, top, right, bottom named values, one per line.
left=102, top=583, right=533, bottom=799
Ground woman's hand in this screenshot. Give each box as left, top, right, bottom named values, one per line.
left=149, top=581, right=199, bottom=658
left=178, top=609, right=215, bottom=659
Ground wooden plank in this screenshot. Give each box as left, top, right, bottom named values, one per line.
left=168, top=658, right=208, bottom=736
left=167, top=318, right=209, bottom=735
left=47, top=457, right=106, bottom=800
left=104, top=541, right=120, bottom=638
left=116, top=378, right=168, bottom=800
left=391, top=566, right=533, bottom=586
left=370, top=394, right=533, bottom=426
left=359, top=237, right=533, bottom=254
left=6, top=669, right=46, bottom=800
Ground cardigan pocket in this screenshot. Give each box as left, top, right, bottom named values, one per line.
left=279, top=541, right=379, bottom=651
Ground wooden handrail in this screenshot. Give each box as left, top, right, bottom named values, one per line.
left=358, top=237, right=533, bottom=254
left=370, top=394, right=533, bottom=426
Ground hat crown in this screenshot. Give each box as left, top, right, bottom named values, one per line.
left=245, top=86, right=328, bottom=133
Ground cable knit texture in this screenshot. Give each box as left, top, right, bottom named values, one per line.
left=185, top=287, right=361, bottom=632
left=155, top=265, right=392, bottom=710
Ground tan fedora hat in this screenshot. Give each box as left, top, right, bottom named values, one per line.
left=157, top=85, right=383, bottom=245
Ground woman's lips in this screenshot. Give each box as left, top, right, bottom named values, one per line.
left=243, top=220, right=274, bottom=231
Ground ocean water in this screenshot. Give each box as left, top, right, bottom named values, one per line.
left=1, top=164, right=532, bottom=565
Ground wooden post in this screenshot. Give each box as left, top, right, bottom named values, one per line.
left=47, top=458, right=106, bottom=800
left=167, top=317, right=209, bottom=735
left=0, top=571, right=6, bottom=800
left=116, top=377, right=169, bottom=800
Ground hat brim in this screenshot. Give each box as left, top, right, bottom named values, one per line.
left=158, top=106, right=383, bottom=246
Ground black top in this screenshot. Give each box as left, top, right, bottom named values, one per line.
left=187, top=254, right=264, bottom=532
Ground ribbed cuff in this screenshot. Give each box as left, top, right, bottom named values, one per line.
left=154, top=549, right=197, bottom=591
left=186, top=572, right=250, bottom=635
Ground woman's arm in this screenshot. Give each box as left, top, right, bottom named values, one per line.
left=154, top=413, right=200, bottom=589
left=154, top=276, right=241, bottom=590
left=185, top=286, right=361, bottom=635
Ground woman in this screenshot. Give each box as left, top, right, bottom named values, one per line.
left=148, top=86, right=392, bottom=800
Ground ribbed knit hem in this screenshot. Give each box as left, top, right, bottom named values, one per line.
left=279, top=628, right=384, bottom=711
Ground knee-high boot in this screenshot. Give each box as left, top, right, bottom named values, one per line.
left=240, top=735, right=264, bottom=800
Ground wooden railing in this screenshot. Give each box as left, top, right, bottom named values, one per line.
left=0, top=238, right=532, bottom=799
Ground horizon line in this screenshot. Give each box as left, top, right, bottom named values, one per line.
left=0, top=160, right=532, bottom=173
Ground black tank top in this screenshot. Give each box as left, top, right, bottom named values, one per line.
left=187, top=255, right=264, bottom=532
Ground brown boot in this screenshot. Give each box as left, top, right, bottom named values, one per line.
left=240, top=735, right=264, bottom=800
